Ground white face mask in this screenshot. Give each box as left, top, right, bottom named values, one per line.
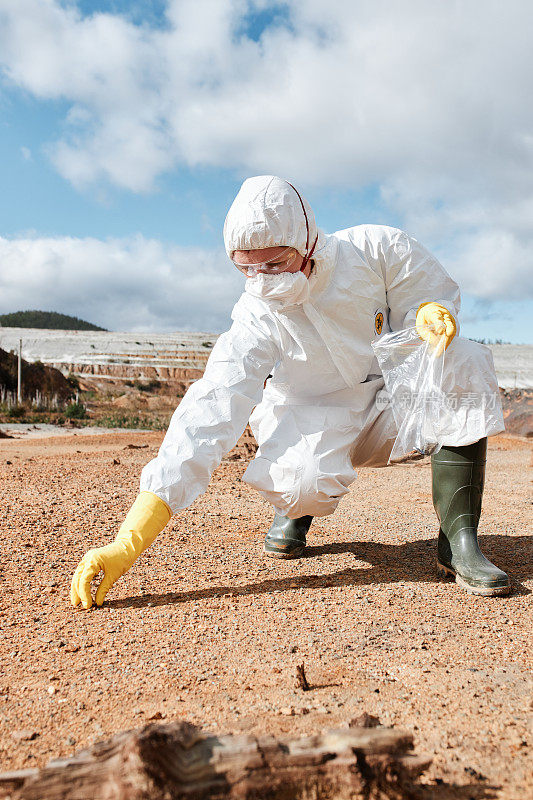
left=245, top=271, right=310, bottom=306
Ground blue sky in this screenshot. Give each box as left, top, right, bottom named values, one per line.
left=0, top=1, right=531, bottom=341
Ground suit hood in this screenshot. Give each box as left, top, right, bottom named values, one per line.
left=223, top=175, right=326, bottom=258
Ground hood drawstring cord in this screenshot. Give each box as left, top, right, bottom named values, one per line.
left=287, top=181, right=319, bottom=272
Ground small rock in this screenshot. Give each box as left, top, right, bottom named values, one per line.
left=13, top=730, right=39, bottom=741
left=464, top=766, right=487, bottom=781
left=295, top=663, right=310, bottom=691
left=349, top=713, right=381, bottom=729
left=280, top=706, right=295, bottom=716
left=65, top=735, right=76, bottom=746
left=147, top=711, right=165, bottom=721
left=48, top=685, right=58, bottom=695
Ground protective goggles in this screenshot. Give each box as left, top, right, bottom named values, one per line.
left=232, top=247, right=300, bottom=277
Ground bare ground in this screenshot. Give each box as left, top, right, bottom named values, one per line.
left=0, top=430, right=531, bottom=798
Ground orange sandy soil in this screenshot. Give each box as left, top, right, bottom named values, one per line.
left=0, top=430, right=531, bottom=798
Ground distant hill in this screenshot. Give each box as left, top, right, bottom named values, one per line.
left=0, top=310, right=107, bottom=331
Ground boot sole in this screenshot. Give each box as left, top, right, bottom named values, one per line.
left=437, top=560, right=511, bottom=597
left=263, top=545, right=305, bottom=560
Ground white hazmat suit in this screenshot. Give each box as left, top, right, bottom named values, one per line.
left=140, top=176, right=504, bottom=519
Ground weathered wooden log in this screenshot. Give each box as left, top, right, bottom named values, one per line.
left=0, top=719, right=431, bottom=800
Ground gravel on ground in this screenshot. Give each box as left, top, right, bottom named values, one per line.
left=0, top=430, right=531, bottom=798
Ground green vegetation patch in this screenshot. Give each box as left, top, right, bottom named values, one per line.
left=64, top=401, right=88, bottom=420
left=98, top=412, right=170, bottom=431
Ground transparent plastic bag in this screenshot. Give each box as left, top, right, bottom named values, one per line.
left=372, top=326, right=456, bottom=463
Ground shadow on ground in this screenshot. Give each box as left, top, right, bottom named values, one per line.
left=108, top=534, right=531, bottom=610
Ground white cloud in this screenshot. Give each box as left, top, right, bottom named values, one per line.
left=0, top=1, right=532, bottom=301
left=448, top=229, right=533, bottom=301
left=381, top=177, right=533, bottom=301
left=0, top=235, right=243, bottom=332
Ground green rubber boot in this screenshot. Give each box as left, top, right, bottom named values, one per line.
left=263, top=513, right=313, bottom=559
left=431, top=438, right=510, bottom=596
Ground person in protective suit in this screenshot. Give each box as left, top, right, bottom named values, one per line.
left=71, top=176, right=510, bottom=609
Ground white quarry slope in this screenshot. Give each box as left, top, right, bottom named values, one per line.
left=0, top=327, right=531, bottom=389
left=488, top=344, right=533, bottom=390
left=0, top=327, right=217, bottom=381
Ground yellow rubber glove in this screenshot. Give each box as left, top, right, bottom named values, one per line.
left=416, top=302, right=457, bottom=357
left=70, top=491, right=171, bottom=610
